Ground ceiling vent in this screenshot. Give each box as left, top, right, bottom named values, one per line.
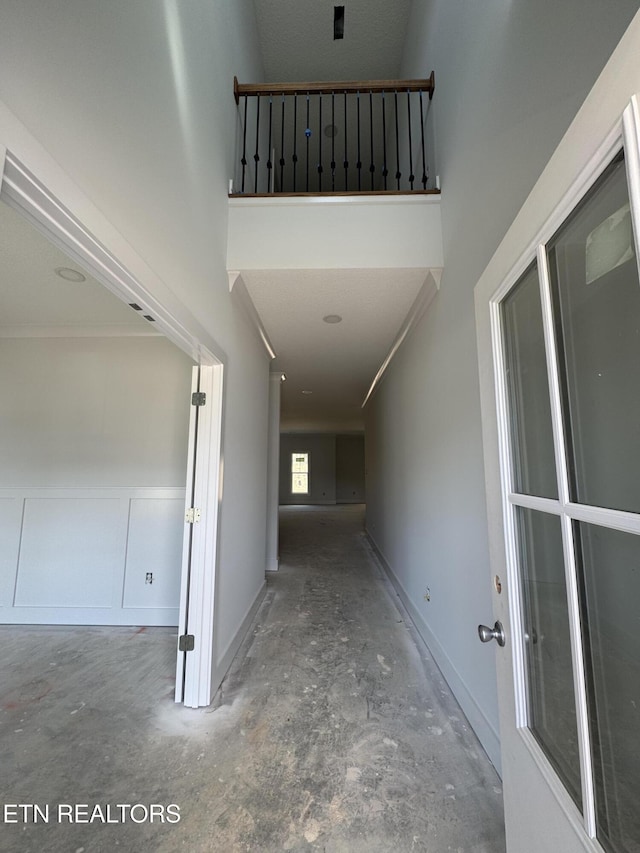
left=334, top=6, right=345, bottom=40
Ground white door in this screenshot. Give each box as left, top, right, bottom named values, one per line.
left=175, top=362, right=224, bottom=707
left=476, top=101, right=640, bottom=851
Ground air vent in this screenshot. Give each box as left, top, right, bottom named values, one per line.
left=334, top=6, right=344, bottom=40
left=143, top=315, right=155, bottom=322
left=129, top=303, right=143, bottom=311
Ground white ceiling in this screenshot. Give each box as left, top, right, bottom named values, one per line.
left=0, top=200, right=155, bottom=337
left=243, top=268, right=428, bottom=429
left=252, top=0, right=412, bottom=82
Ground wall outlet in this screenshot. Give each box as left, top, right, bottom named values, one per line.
left=145, top=572, right=153, bottom=585
left=424, top=587, right=431, bottom=602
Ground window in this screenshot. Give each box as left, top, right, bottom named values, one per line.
left=291, top=452, right=309, bottom=494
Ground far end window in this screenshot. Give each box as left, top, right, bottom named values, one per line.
left=291, top=452, right=309, bottom=494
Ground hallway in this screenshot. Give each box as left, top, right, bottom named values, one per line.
left=0, top=506, right=505, bottom=852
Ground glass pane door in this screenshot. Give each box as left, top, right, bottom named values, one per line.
left=498, top=148, right=640, bottom=852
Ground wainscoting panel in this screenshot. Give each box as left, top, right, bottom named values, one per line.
left=0, top=488, right=185, bottom=626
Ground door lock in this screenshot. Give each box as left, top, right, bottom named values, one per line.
left=478, top=621, right=506, bottom=647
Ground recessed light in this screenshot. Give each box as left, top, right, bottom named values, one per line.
left=301, top=390, right=313, bottom=395
left=280, top=373, right=287, bottom=382
left=55, top=267, right=86, bottom=282
left=323, top=314, right=342, bottom=324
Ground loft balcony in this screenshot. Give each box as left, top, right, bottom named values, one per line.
left=231, top=75, right=438, bottom=197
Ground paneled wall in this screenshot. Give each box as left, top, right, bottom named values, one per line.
left=0, top=336, right=193, bottom=625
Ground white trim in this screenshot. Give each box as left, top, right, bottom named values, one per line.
left=0, top=151, right=225, bottom=367
left=623, top=96, right=640, bottom=287
left=362, top=268, right=441, bottom=407
left=538, top=240, right=597, bottom=836
left=183, top=364, right=225, bottom=708
left=565, top=502, right=640, bottom=536
left=228, top=193, right=441, bottom=209
left=227, top=270, right=276, bottom=360
left=0, top=324, right=160, bottom=338
left=366, top=529, right=502, bottom=772
left=507, top=493, right=562, bottom=515
left=489, top=298, right=529, bottom=729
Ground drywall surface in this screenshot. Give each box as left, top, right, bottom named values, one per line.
left=365, top=0, right=639, bottom=772
left=0, top=1, right=270, bottom=685
left=279, top=433, right=365, bottom=505
left=0, top=336, right=192, bottom=624
left=336, top=434, right=365, bottom=503
left=280, top=433, right=336, bottom=505
left=228, top=195, right=443, bottom=270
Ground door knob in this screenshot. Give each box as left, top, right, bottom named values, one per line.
left=478, top=621, right=505, bottom=647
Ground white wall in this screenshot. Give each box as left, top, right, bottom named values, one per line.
left=0, top=1, right=270, bottom=681
left=279, top=433, right=365, bottom=506
left=365, top=0, right=639, bottom=771
left=0, top=336, right=192, bottom=625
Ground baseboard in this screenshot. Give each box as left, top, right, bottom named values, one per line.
left=209, top=579, right=267, bottom=701
left=366, top=529, right=502, bottom=775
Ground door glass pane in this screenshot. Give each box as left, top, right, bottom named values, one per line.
left=502, top=264, right=558, bottom=498
left=516, top=507, right=582, bottom=807
left=548, top=151, right=640, bottom=513
left=575, top=522, right=640, bottom=853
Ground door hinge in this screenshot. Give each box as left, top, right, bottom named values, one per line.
left=192, top=392, right=206, bottom=406
left=185, top=507, right=201, bottom=524
left=178, top=634, right=195, bottom=652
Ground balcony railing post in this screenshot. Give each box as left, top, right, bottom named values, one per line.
left=292, top=94, right=298, bottom=192
left=356, top=90, right=362, bottom=191
left=305, top=92, right=310, bottom=192
left=343, top=92, right=348, bottom=191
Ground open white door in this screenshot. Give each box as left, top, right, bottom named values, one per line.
left=476, top=65, right=640, bottom=853
left=175, top=362, right=224, bottom=708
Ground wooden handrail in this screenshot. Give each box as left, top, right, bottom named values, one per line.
left=233, top=72, right=435, bottom=104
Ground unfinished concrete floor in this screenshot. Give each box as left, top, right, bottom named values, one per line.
left=0, top=505, right=505, bottom=852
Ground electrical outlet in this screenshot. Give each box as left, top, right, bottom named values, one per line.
left=145, top=572, right=153, bottom=585
left=424, top=587, right=431, bottom=602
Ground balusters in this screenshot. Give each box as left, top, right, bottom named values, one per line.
left=394, top=90, right=401, bottom=191
left=419, top=89, right=427, bottom=190
left=369, top=92, right=375, bottom=191
left=254, top=95, right=261, bottom=194
left=305, top=92, right=310, bottom=192
left=292, top=94, right=298, bottom=192
left=344, top=92, right=349, bottom=191
left=241, top=95, right=248, bottom=193
left=280, top=94, right=285, bottom=191
left=267, top=93, right=273, bottom=193
left=331, top=92, right=336, bottom=192
left=407, top=90, right=414, bottom=191
left=234, top=77, right=435, bottom=195
left=318, top=94, right=323, bottom=192
left=382, top=92, right=388, bottom=191
left=356, top=90, right=362, bottom=191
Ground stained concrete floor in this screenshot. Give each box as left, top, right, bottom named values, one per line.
left=0, top=505, right=505, bottom=852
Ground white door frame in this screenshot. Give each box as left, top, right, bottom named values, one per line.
left=0, top=146, right=226, bottom=709
left=475, top=13, right=640, bottom=849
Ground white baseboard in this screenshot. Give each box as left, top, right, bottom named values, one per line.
left=366, top=529, right=502, bottom=775
left=209, top=579, right=267, bottom=701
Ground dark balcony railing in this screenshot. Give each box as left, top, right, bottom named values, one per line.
left=232, top=75, right=436, bottom=196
